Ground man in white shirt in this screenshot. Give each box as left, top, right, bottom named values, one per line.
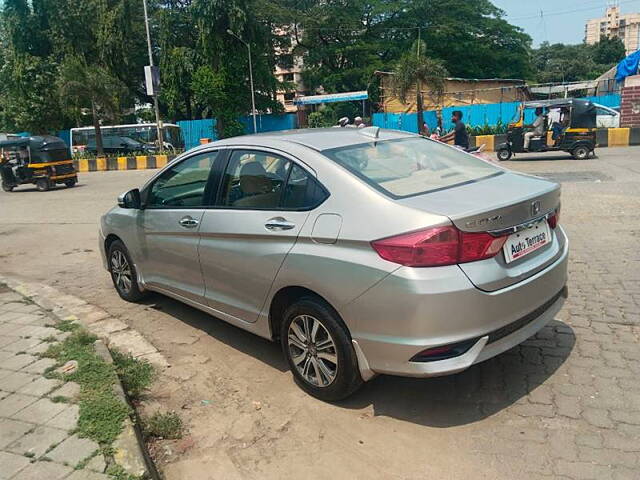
left=524, top=107, right=546, bottom=151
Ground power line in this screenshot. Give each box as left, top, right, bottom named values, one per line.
left=509, top=0, right=640, bottom=21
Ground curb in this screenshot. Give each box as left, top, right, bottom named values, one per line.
left=0, top=275, right=166, bottom=479
left=74, top=154, right=178, bottom=173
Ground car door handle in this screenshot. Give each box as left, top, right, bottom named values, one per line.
left=265, top=217, right=295, bottom=231
left=179, top=216, right=199, bottom=228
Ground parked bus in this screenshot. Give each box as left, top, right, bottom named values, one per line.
left=69, top=123, right=184, bottom=156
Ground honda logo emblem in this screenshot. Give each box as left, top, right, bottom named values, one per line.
left=531, top=200, right=541, bottom=216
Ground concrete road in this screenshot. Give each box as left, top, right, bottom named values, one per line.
left=1, top=148, right=640, bottom=479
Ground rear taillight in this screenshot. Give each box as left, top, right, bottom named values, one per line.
left=371, top=225, right=507, bottom=267
left=548, top=211, right=559, bottom=229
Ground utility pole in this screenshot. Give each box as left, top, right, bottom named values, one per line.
left=227, top=29, right=258, bottom=134
left=142, top=0, right=163, bottom=150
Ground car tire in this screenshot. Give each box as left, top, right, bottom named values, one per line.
left=572, top=145, right=590, bottom=160
left=496, top=148, right=512, bottom=161
left=36, top=178, right=52, bottom=191
left=280, top=296, right=363, bottom=401
left=64, top=178, right=77, bottom=188
left=108, top=240, right=147, bottom=302
left=1, top=181, right=14, bottom=192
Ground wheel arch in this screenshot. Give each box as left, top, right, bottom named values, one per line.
left=268, top=286, right=349, bottom=341
left=104, top=233, right=123, bottom=255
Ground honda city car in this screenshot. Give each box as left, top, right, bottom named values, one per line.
left=100, top=127, right=568, bottom=401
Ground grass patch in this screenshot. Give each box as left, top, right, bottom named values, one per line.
left=111, top=350, right=155, bottom=399
left=50, top=395, right=69, bottom=404
left=144, top=411, right=183, bottom=440
left=42, top=335, right=58, bottom=343
left=56, top=319, right=80, bottom=332
left=105, top=464, right=144, bottom=480
left=43, top=329, right=130, bottom=445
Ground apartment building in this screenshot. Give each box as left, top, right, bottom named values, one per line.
left=585, top=5, right=640, bottom=55
left=274, top=26, right=306, bottom=113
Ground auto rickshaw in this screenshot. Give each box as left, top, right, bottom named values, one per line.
left=496, top=99, right=596, bottom=161
left=0, top=136, right=78, bottom=192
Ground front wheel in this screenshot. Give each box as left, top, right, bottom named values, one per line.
left=496, top=148, right=512, bottom=161
left=1, top=181, right=14, bottom=192
left=36, top=178, right=52, bottom=192
left=281, top=297, right=363, bottom=402
left=572, top=145, right=590, bottom=160
left=108, top=240, right=147, bottom=302
left=64, top=178, right=77, bottom=188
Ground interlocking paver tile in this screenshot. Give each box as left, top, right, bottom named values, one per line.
left=11, top=397, right=67, bottom=424
left=6, top=425, right=68, bottom=457
left=50, top=381, right=80, bottom=401
left=0, top=418, right=32, bottom=448
left=5, top=313, right=47, bottom=326
left=0, top=451, right=30, bottom=479
left=0, top=393, right=39, bottom=417
left=17, top=376, right=61, bottom=397
left=21, top=357, right=56, bottom=375
left=48, top=434, right=99, bottom=466
left=0, top=371, right=37, bottom=392
left=9, top=460, right=72, bottom=480
left=2, top=337, right=43, bottom=353
left=12, top=325, right=58, bottom=339
left=66, top=470, right=110, bottom=480
left=2, top=353, right=37, bottom=371
left=0, top=335, right=19, bottom=349
left=45, top=404, right=79, bottom=430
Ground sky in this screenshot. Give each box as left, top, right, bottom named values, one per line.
left=492, top=0, right=640, bottom=46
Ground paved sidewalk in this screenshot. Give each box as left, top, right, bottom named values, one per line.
left=0, top=289, right=108, bottom=480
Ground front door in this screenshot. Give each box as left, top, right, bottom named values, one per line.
left=198, top=149, right=328, bottom=322
left=137, top=150, right=219, bottom=302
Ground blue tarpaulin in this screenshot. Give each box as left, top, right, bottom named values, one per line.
left=615, top=50, right=640, bottom=83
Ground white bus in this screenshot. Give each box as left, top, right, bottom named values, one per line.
left=69, top=123, right=184, bottom=155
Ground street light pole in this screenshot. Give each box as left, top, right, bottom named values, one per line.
left=142, top=0, right=163, bottom=150
left=227, top=29, right=257, bottom=134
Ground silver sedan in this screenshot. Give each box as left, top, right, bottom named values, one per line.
left=99, top=128, right=568, bottom=401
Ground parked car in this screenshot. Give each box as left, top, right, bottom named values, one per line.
left=86, top=135, right=156, bottom=155
left=100, top=128, right=568, bottom=401
left=595, top=104, right=620, bottom=128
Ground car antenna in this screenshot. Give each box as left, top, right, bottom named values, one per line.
left=359, top=126, right=380, bottom=143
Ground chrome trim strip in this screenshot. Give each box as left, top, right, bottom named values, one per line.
left=488, top=208, right=556, bottom=236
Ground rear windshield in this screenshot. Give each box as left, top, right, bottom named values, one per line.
left=323, top=137, right=501, bottom=198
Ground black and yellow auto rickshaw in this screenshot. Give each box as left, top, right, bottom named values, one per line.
left=0, top=136, right=78, bottom=192
left=496, top=99, right=596, bottom=161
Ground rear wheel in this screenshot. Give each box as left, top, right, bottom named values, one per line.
left=64, top=178, right=77, bottom=188
left=572, top=145, right=590, bottom=160
left=1, top=181, right=14, bottom=192
left=36, top=178, right=52, bottom=192
left=496, top=148, right=512, bottom=161
left=108, top=240, right=146, bottom=302
left=281, top=297, right=363, bottom=401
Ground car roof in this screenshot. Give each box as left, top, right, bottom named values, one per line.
left=188, top=127, right=415, bottom=153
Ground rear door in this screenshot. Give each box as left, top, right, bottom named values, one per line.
left=137, top=150, right=220, bottom=302
left=198, top=149, right=328, bottom=322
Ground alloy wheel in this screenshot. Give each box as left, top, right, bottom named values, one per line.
left=287, top=314, right=338, bottom=387
left=111, top=250, right=132, bottom=293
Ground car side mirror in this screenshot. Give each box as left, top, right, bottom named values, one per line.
left=118, top=188, right=141, bottom=209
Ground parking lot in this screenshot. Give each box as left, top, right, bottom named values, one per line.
left=1, top=147, right=639, bottom=479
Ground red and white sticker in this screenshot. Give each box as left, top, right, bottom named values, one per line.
left=503, top=220, right=552, bottom=263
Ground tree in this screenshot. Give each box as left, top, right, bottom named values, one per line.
left=58, top=57, right=126, bottom=156
left=392, top=40, right=448, bottom=133
left=592, top=36, right=626, bottom=65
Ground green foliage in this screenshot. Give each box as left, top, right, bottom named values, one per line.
left=44, top=329, right=130, bottom=445
left=468, top=122, right=507, bottom=136
left=111, top=349, right=155, bottom=399
left=144, top=411, right=184, bottom=440
left=308, top=110, right=335, bottom=128
left=532, top=37, right=626, bottom=84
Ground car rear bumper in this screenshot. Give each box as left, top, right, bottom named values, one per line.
left=345, top=226, right=569, bottom=379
